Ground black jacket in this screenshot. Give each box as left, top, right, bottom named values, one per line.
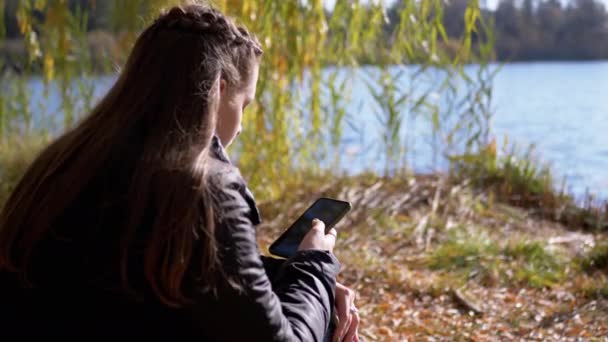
left=0, top=136, right=340, bottom=340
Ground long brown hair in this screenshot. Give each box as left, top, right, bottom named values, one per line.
left=0, top=3, right=262, bottom=306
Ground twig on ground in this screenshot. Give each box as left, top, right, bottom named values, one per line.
left=452, top=287, right=484, bottom=315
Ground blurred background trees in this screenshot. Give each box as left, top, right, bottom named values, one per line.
left=3, top=0, right=608, bottom=67
left=391, top=0, right=608, bottom=61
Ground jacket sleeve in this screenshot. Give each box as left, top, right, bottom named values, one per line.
left=261, top=255, right=286, bottom=285
left=189, top=174, right=340, bottom=342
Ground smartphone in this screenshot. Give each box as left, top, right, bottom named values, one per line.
left=268, top=197, right=352, bottom=259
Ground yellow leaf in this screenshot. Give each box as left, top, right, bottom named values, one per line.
left=34, top=0, right=46, bottom=11
left=377, top=326, right=393, bottom=336
left=488, top=137, right=496, bottom=158
left=43, top=54, right=54, bottom=81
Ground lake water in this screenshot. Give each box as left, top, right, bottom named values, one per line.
left=491, top=62, right=608, bottom=199
left=16, top=61, right=608, bottom=199
left=325, top=62, right=608, bottom=199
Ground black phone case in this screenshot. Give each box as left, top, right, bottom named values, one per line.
left=268, top=197, right=351, bottom=258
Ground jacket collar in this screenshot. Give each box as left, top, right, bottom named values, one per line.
left=210, top=135, right=232, bottom=164
left=209, top=135, right=262, bottom=226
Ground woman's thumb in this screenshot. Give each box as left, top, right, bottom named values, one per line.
left=312, top=218, right=325, bottom=233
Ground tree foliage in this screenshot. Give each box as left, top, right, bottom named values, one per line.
left=393, top=0, right=608, bottom=61
left=0, top=0, right=495, bottom=198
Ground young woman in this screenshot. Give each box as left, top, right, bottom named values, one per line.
left=0, top=3, right=360, bottom=341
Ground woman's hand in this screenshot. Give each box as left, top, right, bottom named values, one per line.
left=333, top=282, right=360, bottom=342
left=298, top=220, right=357, bottom=341
left=298, top=219, right=337, bottom=253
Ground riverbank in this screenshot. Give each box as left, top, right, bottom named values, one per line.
left=0, top=135, right=607, bottom=339
left=3, top=61, right=608, bottom=201
left=255, top=173, right=608, bottom=339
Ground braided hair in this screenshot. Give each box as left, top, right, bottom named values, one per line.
left=153, top=4, right=263, bottom=87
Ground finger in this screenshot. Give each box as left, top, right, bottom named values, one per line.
left=333, top=287, right=350, bottom=342
left=311, top=218, right=325, bottom=233
left=326, top=227, right=337, bottom=237
left=336, top=287, right=355, bottom=342
left=343, top=311, right=359, bottom=342
left=343, top=289, right=356, bottom=341
left=326, top=228, right=337, bottom=245
left=335, top=313, right=352, bottom=342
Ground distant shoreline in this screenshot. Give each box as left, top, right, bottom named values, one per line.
left=2, top=33, right=608, bottom=76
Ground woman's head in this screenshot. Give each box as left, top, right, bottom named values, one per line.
left=0, top=3, right=262, bottom=306
left=150, top=4, right=262, bottom=147
left=140, top=3, right=263, bottom=149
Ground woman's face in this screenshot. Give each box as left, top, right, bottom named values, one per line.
left=215, top=64, right=259, bottom=147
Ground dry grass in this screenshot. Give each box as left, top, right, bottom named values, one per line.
left=450, top=142, right=608, bottom=232
left=255, top=172, right=608, bottom=340
left=0, top=137, right=607, bottom=339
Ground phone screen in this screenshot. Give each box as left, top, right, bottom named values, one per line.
left=269, top=198, right=351, bottom=258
